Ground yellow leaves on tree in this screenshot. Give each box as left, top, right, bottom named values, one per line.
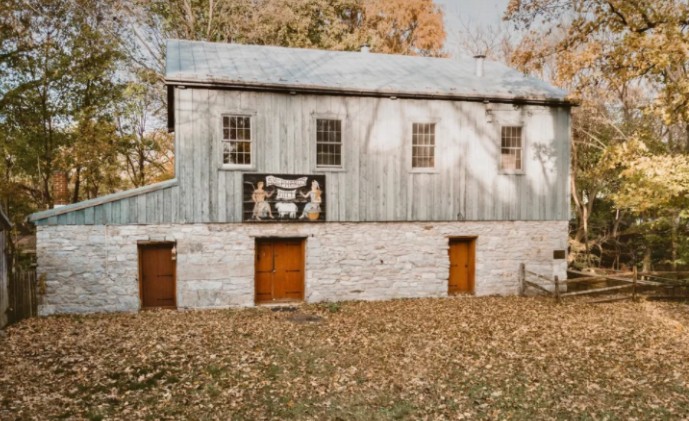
left=505, top=0, right=689, bottom=124
left=363, top=0, right=445, bottom=56
left=137, top=0, right=446, bottom=57
left=605, top=139, right=689, bottom=214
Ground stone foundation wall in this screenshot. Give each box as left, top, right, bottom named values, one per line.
left=36, top=221, right=568, bottom=315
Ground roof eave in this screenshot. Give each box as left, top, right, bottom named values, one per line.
left=164, top=78, right=575, bottom=107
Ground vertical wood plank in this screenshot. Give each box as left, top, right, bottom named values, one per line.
left=226, top=172, right=236, bottom=221
left=137, top=194, right=147, bottom=224
left=101, top=203, right=112, bottom=225
left=234, top=172, right=243, bottom=221
left=84, top=207, right=95, bottom=225
left=163, top=188, right=173, bottom=222
left=119, top=197, right=129, bottom=224
left=90, top=205, right=103, bottom=225
left=208, top=89, right=218, bottom=222
left=178, top=88, right=193, bottom=223
left=74, top=210, right=85, bottom=225
left=111, top=200, right=121, bottom=224
left=170, top=186, right=180, bottom=222
left=146, top=191, right=161, bottom=224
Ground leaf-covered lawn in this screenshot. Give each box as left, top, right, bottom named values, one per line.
left=1, top=297, right=689, bottom=420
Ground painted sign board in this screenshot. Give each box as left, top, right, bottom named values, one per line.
left=243, top=174, right=326, bottom=222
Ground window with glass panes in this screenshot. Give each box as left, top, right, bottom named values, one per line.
left=500, top=126, right=523, bottom=171
left=222, top=115, right=252, bottom=165
left=411, top=123, right=435, bottom=168
left=316, top=119, right=342, bottom=167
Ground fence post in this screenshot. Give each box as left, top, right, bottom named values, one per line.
left=554, top=275, right=561, bottom=304
left=519, top=263, right=526, bottom=296
left=632, top=266, right=638, bottom=301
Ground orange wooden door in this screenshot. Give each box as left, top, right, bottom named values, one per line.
left=255, top=241, right=274, bottom=303
left=278, top=241, right=305, bottom=301
left=140, top=244, right=176, bottom=308
left=255, top=239, right=304, bottom=303
left=449, top=239, right=475, bottom=295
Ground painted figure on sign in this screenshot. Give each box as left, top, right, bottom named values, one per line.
left=250, top=181, right=275, bottom=220
left=299, top=180, right=322, bottom=220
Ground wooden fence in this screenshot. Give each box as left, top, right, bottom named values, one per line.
left=518, top=264, right=678, bottom=303
left=8, top=268, right=37, bottom=324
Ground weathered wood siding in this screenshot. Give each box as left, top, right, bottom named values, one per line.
left=175, top=89, right=570, bottom=223
left=36, top=88, right=570, bottom=225
left=35, top=183, right=180, bottom=226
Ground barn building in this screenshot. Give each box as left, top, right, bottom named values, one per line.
left=29, top=40, right=571, bottom=315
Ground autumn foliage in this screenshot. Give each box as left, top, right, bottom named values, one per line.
left=2, top=298, right=689, bottom=418
left=505, top=0, right=689, bottom=270
left=0, top=0, right=446, bottom=234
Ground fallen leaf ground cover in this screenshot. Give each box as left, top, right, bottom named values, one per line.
left=1, top=296, right=689, bottom=420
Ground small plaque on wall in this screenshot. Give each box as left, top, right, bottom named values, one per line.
left=243, top=174, right=326, bottom=222
left=553, top=250, right=566, bottom=260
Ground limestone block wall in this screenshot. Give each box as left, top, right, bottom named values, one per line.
left=36, top=221, right=568, bottom=315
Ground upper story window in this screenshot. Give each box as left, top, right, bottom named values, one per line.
left=222, top=115, right=252, bottom=166
left=500, top=126, right=523, bottom=172
left=316, top=119, right=342, bottom=168
left=412, top=123, right=436, bottom=169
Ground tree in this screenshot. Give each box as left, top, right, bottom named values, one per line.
left=506, top=0, right=689, bottom=128
left=1, top=0, right=447, bottom=233
left=505, top=0, right=689, bottom=270
left=452, top=20, right=517, bottom=61
left=116, top=82, right=174, bottom=188
left=362, top=0, right=445, bottom=56
left=124, top=0, right=446, bottom=83
left=1, top=0, right=139, bottom=220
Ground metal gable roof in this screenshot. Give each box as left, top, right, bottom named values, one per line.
left=165, top=39, right=570, bottom=104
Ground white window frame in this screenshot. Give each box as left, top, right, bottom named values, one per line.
left=312, top=113, right=346, bottom=172
left=220, top=111, right=256, bottom=170
left=499, top=125, right=525, bottom=175
left=410, top=121, right=438, bottom=172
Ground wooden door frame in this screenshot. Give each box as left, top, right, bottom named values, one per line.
left=254, top=237, right=306, bottom=304
left=137, top=241, right=177, bottom=310
left=448, top=236, right=477, bottom=295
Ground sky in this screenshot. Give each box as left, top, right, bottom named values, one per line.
left=434, top=0, right=512, bottom=54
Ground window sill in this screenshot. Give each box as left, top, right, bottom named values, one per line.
left=314, top=167, right=346, bottom=173
left=219, top=165, right=256, bottom=171
left=500, top=170, right=525, bottom=176
left=410, top=168, right=439, bottom=174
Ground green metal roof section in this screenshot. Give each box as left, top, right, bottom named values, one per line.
left=28, top=179, right=179, bottom=223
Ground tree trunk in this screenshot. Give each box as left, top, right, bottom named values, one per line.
left=72, top=167, right=81, bottom=204
left=671, top=212, right=680, bottom=271
left=642, top=246, right=652, bottom=273
left=582, top=202, right=590, bottom=266
left=138, top=148, right=146, bottom=187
